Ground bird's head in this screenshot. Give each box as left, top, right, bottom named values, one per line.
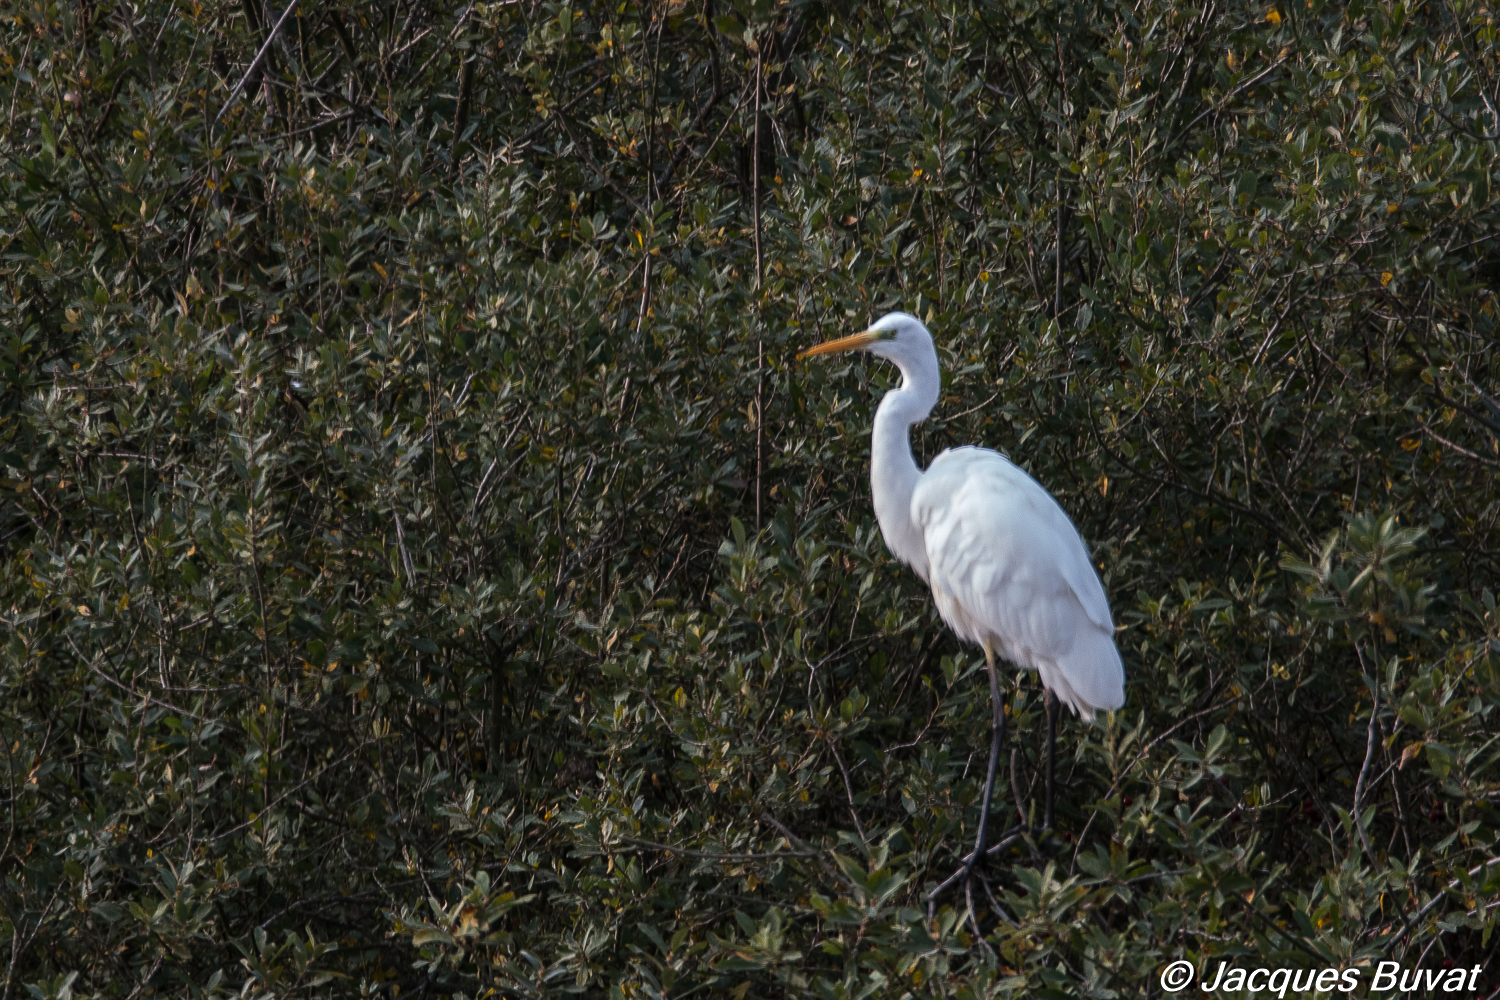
left=797, top=311, right=935, bottom=367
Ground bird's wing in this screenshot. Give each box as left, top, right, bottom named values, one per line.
left=913, top=447, right=1123, bottom=712
left=915, top=447, right=1113, bottom=629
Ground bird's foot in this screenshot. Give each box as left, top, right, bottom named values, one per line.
left=926, top=847, right=987, bottom=924
left=926, top=823, right=1044, bottom=921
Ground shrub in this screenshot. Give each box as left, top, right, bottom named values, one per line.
left=2, top=0, right=1498, bottom=996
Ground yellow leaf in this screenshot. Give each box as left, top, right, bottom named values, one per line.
left=1381, top=271, right=1393, bottom=286
left=1399, top=742, right=1422, bottom=769
left=1266, top=8, right=1281, bottom=23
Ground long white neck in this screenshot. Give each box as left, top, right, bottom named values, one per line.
left=870, top=352, right=941, bottom=580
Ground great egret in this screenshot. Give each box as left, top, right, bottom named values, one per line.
left=800, top=311, right=1125, bottom=900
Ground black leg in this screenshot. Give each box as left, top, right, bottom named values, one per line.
left=970, top=650, right=1007, bottom=866
left=1043, top=688, right=1058, bottom=832
left=928, top=643, right=1007, bottom=916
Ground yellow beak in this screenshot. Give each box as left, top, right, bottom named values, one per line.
left=796, top=329, right=881, bottom=360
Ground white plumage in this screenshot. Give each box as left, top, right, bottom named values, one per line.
left=802, top=310, right=1124, bottom=719
left=915, top=447, right=1124, bottom=718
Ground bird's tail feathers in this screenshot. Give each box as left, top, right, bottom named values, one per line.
left=1038, top=628, right=1125, bottom=721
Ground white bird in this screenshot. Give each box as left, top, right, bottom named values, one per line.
left=800, top=311, right=1124, bottom=896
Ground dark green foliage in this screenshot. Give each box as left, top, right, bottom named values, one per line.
left=2, top=0, right=1499, bottom=996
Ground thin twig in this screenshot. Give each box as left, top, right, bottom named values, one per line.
left=1350, top=643, right=1380, bottom=862
left=620, top=838, right=816, bottom=860
left=392, top=509, right=416, bottom=584
left=554, top=114, right=649, bottom=218
left=1377, top=855, right=1500, bottom=953
left=828, top=738, right=868, bottom=843
left=217, top=0, right=301, bottom=122
left=752, top=46, right=764, bottom=531
left=512, top=83, right=600, bottom=147
left=947, top=389, right=1001, bottom=421
left=1166, top=55, right=1288, bottom=149
left=654, top=76, right=726, bottom=192
left=65, top=634, right=210, bottom=722
left=760, top=813, right=857, bottom=891
left=1417, top=419, right=1500, bottom=469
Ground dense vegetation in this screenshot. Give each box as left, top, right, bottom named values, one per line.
left=3, top=0, right=1500, bottom=995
